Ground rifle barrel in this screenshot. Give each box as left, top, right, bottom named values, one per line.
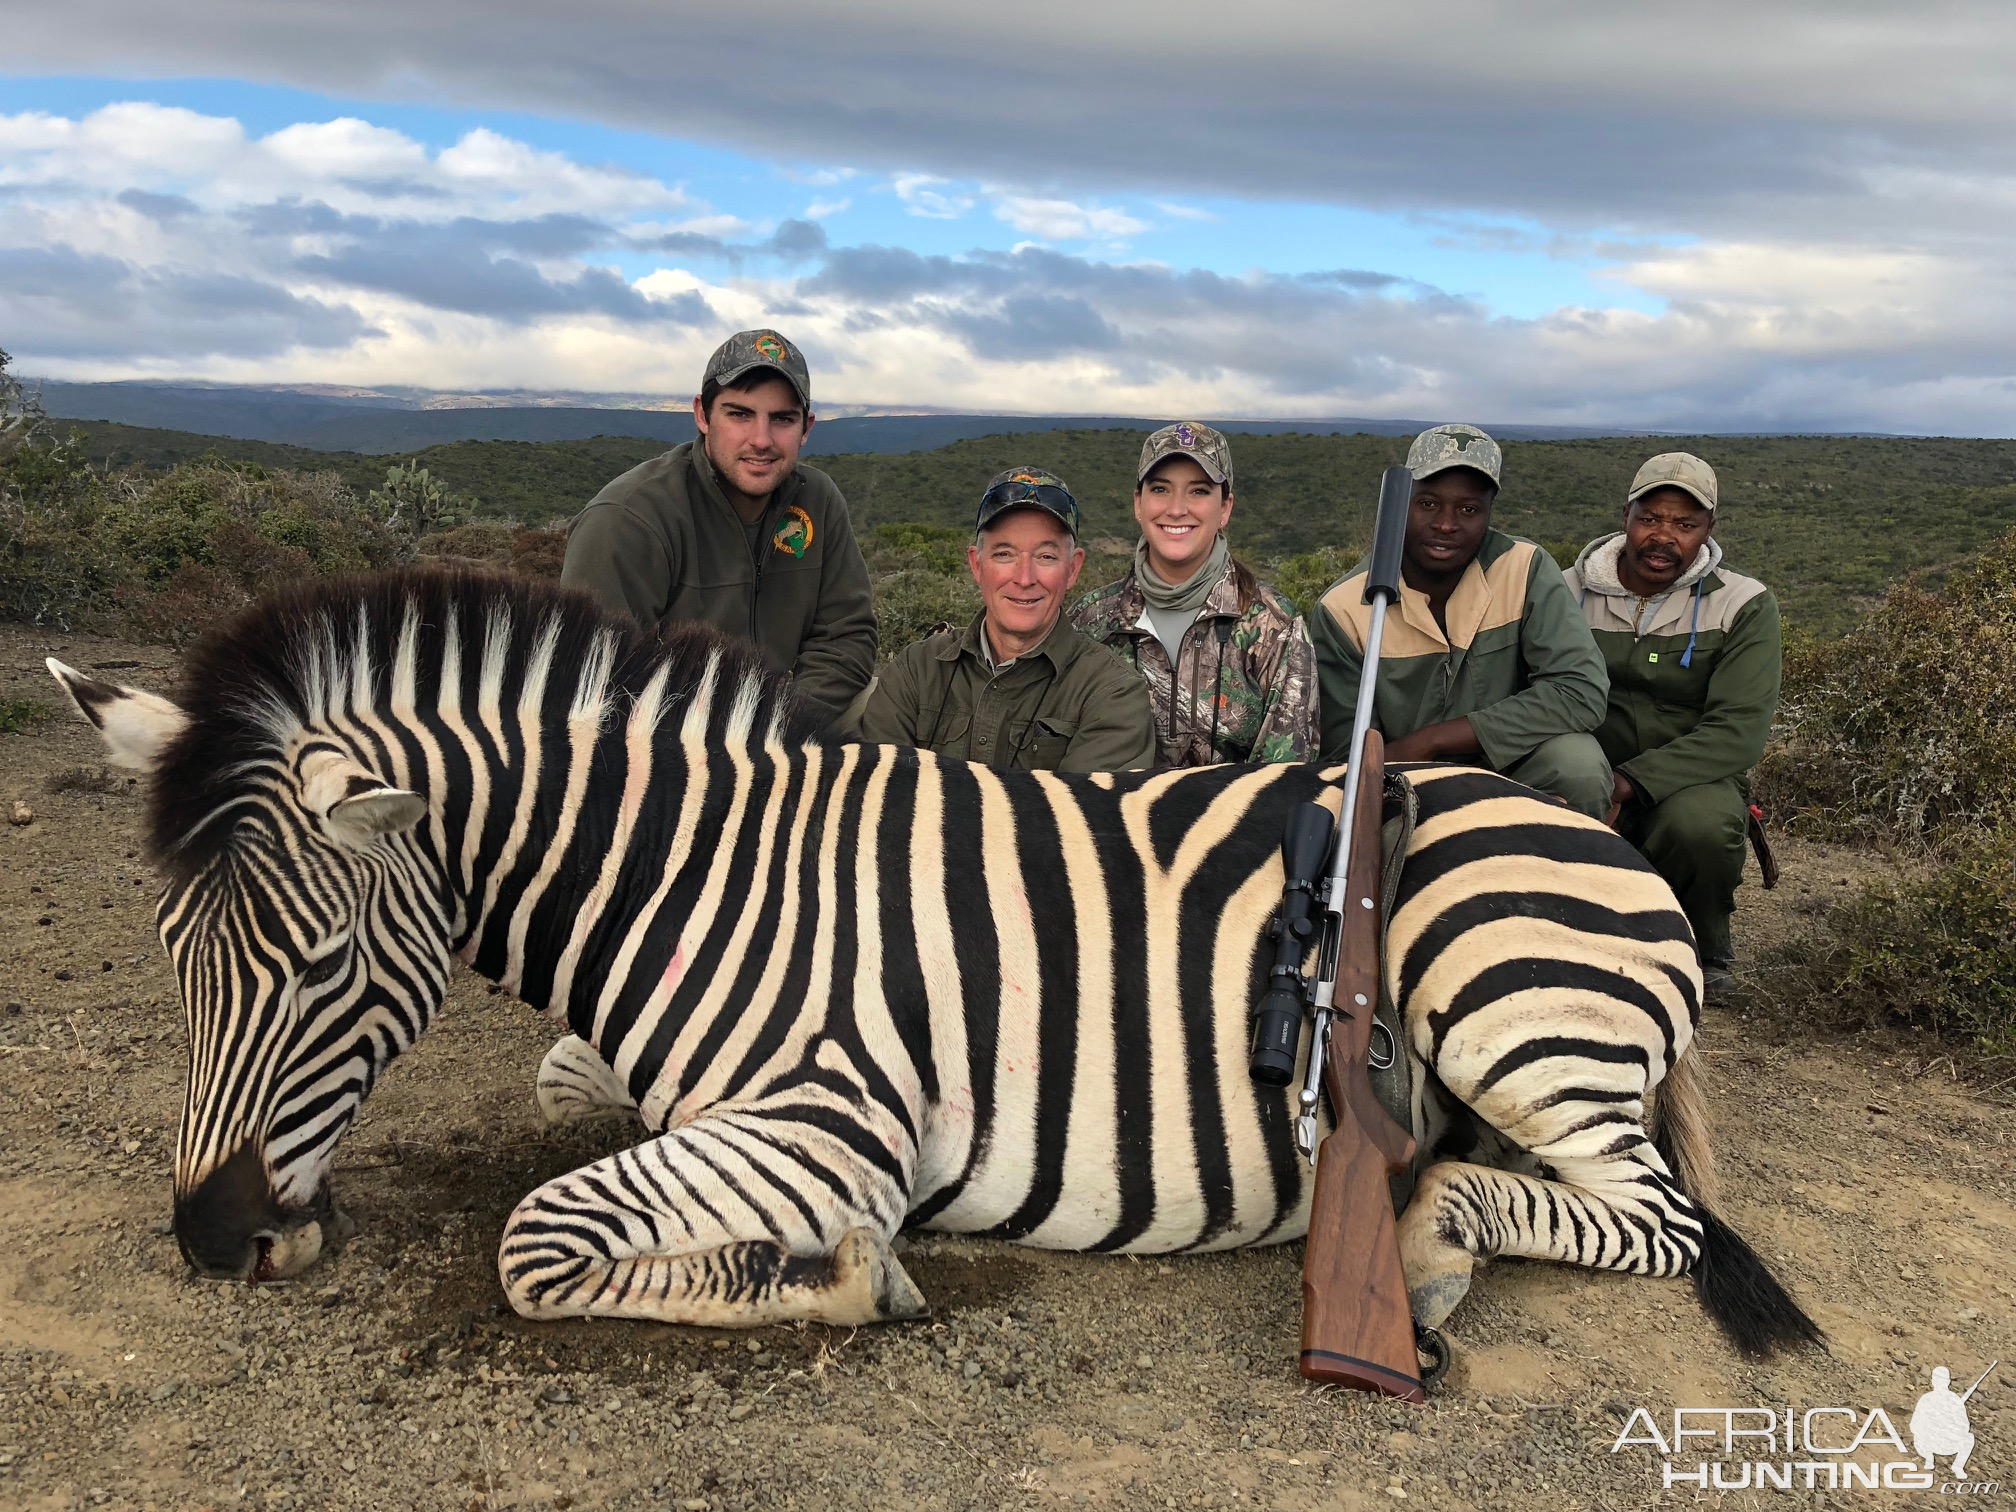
left=1960, top=1361, right=1998, bottom=1402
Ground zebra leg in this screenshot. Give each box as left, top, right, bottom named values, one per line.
left=534, top=1034, right=639, bottom=1127
left=1398, top=1149, right=1702, bottom=1331
left=497, top=1105, right=928, bottom=1328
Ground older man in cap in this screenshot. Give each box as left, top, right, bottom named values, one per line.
left=860, top=467, right=1155, bottom=771
left=1566, top=452, right=1782, bottom=998
left=1310, top=423, right=1612, bottom=816
left=562, top=328, right=876, bottom=724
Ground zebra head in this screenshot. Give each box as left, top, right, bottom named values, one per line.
left=48, top=656, right=451, bottom=1284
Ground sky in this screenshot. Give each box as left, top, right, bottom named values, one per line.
left=4, top=2, right=2015, bottom=433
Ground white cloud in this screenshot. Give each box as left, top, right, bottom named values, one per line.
left=8, top=103, right=2016, bottom=434
left=0, top=104, right=690, bottom=221
left=991, top=196, right=1148, bottom=240
left=892, top=173, right=973, bottom=219
left=804, top=196, right=852, bottom=220
left=1154, top=201, right=1219, bottom=223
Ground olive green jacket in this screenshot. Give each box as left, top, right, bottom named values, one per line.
left=1310, top=529, right=1609, bottom=763
left=560, top=441, right=877, bottom=722
left=859, top=613, right=1157, bottom=772
left=1565, top=534, right=1782, bottom=803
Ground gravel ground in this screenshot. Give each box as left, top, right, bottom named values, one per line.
left=2, top=620, right=2012, bottom=1511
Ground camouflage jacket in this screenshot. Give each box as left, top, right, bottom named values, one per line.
left=1070, top=560, right=1319, bottom=767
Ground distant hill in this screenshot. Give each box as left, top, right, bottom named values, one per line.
left=37, top=379, right=1647, bottom=455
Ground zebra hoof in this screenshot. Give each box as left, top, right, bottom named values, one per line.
left=1407, top=1271, right=1472, bottom=1333
left=822, top=1227, right=930, bottom=1326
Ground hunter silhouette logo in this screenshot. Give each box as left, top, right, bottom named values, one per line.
left=1912, top=1362, right=1996, bottom=1480
left=773, top=504, right=814, bottom=558
left=1610, top=1358, right=2000, bottom=1492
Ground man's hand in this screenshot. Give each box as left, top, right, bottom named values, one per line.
left=1386, top=718, right=1480, bottom=764
left=1605, top=770, right=1639, bottom=828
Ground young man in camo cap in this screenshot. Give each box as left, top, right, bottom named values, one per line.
left=562, top=328, right=876, bottom=725
left=1565, top=452, right=1782, bottom=999
left=859, top=467, right=1155, bottom=771
left=1310, top=423, right=1613, bottom=816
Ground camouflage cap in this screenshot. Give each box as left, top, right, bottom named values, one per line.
left=702, top=328, right=811, bottom=409
left=977, top=466, right=1079, bottom=534
left=1137, top=420, right=1234, bottom=487
left=1628, top=451, right=1719, bottom=512
left=1407, top=423, right=1502, bottom=487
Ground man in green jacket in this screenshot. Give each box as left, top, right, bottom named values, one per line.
left=561, top=329, right=876, bottom=724
left=1310, top=424, right=1612, bottom=817
left=1565, top=452, right=1782, bottom=996
left=860, top=468, right=1156, bottom=772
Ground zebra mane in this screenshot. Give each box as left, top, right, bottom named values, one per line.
left=146, top=565, right=817, bottom=883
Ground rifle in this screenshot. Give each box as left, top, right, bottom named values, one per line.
left=1249, top=464, right=1434, bottom=1400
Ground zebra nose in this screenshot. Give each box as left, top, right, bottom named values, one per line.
left=174, top=1144, right=286, bottom=1279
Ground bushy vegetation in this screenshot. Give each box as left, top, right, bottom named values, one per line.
left=1758, top=534, right=2016, bottom=842
left=1752, top=533, right=2016, bottom=1062
left=62, top=417, right=2016, bottom=635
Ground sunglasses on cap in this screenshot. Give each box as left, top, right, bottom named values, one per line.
left=977, top=478, right=1079, bottom=533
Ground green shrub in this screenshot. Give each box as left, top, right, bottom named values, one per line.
left=1756, top=530, right=2016, bottom=842
left=1757, top=824, right=2016, bottom=1061
left=0, top=694, right=53, bottom=734
left=1, top=458, right=402, bottom=640
left=1270, top=546, right=1357, bottom=618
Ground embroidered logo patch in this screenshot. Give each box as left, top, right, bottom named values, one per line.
left=753, top=333, right=787, bottom=362
left=773, top=504, right=814, bottom=558
left=1174, top=423, right=1197, bottom=447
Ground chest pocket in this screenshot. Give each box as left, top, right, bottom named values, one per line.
left=916, top=703, right=972, bottom=756
left=1011, top=716, right=1079, bottom=770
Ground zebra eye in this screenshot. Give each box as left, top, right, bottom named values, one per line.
left=300, top=949, right=347, bottom=989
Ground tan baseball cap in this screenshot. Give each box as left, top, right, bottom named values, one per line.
left=702, top=328, right=811, bottom=409
left=1407, top=423, right=1501, bottom=487
left=1137, top=421, right=1233, bottom=487
left=1628, top=452, right=1718, bottom=512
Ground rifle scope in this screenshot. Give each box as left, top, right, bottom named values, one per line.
left=1249, top=801, right=1338, bottom=1085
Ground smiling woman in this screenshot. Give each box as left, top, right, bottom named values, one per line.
left=1072, top=422, right=1319, bottom=768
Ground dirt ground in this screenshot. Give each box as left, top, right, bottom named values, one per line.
left=2, top=619, right=2011, bottom=1512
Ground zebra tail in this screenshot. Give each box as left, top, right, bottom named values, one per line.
left=1652, top=1049, right=1826, bottom=1357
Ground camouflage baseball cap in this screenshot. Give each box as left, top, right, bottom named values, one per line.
left=1407, top=423, right=1502, bottom=487
left=977, top=466, right=1079, bottom=535
left=1137, top=420, right=1233, bottom=486
left=1628, top=451, right=1718, bottom=512
left=702, top=328, right=811, bottom=409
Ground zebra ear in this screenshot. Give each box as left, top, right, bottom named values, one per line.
left=300, top=754, right=427, bottom=846
left=46, top=658, right=188, bottom=773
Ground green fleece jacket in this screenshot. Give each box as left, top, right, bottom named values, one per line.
left=1310, top=528, right=1609, bottom=764
left=859, top=612, right=1157, bottom=772
left=1564, top=534, right=1781, bottom=802
left=560, top=441, right=877, bottom=722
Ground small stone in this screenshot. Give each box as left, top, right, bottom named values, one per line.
left=726, top=1403, right=753, bottom=1422
left=962, top=1360, right=982, bottom=1379
left=9, top=801, right=32, bottom=826
left=1543, top=1334, right=1565, bottom=1349
left=53, top=969, right=72, bottom=982
left=1135, top=1354, right=1153, bottom=1370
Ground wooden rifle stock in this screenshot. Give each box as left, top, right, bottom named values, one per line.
left=1299, top=730, right=1424, bottom=1401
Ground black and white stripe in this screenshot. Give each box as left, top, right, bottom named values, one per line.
left=57, top=568, right=1815, bottom=1349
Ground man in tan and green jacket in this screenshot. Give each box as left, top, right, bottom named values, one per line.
left=1310, top=424, right=1613, bottom=817
left=561, top=328, right=876, bottom=725
left=1566, top=452, right=1782, bottom=995
left=859, top=468, right=1156, bottom=772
